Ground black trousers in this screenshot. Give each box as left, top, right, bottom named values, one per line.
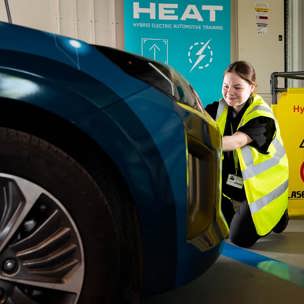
left=222, top=196, right=289, bottom=248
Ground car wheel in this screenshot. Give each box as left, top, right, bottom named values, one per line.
left=0, top=128, right=122, bottom=303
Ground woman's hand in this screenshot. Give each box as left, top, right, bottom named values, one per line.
left=222, top=131, right=253, bottom=151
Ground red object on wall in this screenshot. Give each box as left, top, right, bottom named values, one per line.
left=300, top=162, right=304, bottom=183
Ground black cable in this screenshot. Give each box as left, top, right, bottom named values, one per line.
left=4, top=0, right=12, bottom=24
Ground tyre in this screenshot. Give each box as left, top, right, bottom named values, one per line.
left=0, top=128, right=124, bottom=303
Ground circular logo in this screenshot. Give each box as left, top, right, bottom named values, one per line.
left=300, top=162, right=304, bottom=183
left=188, top=40, right=213, bottom=72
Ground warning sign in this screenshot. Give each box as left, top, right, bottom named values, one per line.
left=273, top=89, right=304, bottom=217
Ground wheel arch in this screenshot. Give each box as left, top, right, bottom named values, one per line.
left=0, top=97, right=118, bottom=183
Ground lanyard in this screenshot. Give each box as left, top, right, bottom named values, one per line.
left=230, top=122, right=240, bottom=175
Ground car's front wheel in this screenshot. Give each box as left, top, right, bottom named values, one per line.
left=0, top=128, right=124, bottom=303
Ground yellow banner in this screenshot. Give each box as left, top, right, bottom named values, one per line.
left=273, top=89, right=304, bottom=217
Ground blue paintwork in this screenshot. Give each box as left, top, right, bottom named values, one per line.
left=0, top=22, right=225, bottom=295
left=0, top=22, right=148, bottom=103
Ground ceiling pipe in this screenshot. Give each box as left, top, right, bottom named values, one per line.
left=4, top=0, right=12, bottom=24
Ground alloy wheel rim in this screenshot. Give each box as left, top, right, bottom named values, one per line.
left=0, top=173, right=84, bottom=304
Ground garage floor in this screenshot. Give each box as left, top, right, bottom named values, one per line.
left=144, top=219, right=304, bottom=304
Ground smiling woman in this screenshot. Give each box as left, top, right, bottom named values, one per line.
left=206, top=60, right=289, bottom=248
left=221, top=70, right=255, bottom=112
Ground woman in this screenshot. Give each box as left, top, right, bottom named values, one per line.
left=206, top=61, right=289, bottom=247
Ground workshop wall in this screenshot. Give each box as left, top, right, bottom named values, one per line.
left=0, top=0, right=123, bottom=48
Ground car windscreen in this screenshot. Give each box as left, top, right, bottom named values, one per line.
left=95, top=45, right=204, bottom=112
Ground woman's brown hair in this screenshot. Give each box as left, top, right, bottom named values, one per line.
left=225, top=61, right=256, bottom=87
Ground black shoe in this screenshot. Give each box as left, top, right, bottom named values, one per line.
left=273, top=210, right=289, bottom=233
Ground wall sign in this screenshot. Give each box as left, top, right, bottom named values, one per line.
left=124, top=0, right=231, bottom=106
left=272, top=90, right=304, bottom=216
left=255, top=2, right=270, bottom=35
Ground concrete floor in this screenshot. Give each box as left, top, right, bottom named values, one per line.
left=145, top=219, right=304, bottom=304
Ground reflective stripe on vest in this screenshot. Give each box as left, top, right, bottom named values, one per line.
left=216, top=99, right=227, bottom=136
left=241, top=138, right=286, bottom=179
left=249, top=180, right=288, bottom=213
left=216, top=99, right=226, bottom=121
left=216, top=95, right=289, bottom=236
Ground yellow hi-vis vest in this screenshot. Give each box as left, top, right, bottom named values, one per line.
left=216, top=95, right=289, bottom=236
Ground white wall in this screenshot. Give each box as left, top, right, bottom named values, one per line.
left=1, top=0, right=302, bottom=95
left=0, top=0, right=123, bottom=48
left=0, top=0, right=8, bottom=21
left=287, top=0, right=304, bottom=87
left=235, top=0, right=285, bottom=103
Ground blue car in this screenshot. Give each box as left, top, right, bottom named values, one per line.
left=0, top=22, right=228, bottom=303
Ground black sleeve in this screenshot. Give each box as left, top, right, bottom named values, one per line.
left=238, top=117, right=276, bottom=154
left=205, top=101, right=219, bottom=120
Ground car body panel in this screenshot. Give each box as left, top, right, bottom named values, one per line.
left=0, top=22, right=148, bottom=105
left=0, top=21, right=228, bottom=295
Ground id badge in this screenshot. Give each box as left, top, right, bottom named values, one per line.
left=226, top=174, right=243, bottom=189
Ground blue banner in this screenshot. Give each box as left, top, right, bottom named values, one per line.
left=124, top=0, right=231, bottom=106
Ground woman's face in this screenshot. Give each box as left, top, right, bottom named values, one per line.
left=222, top=72, right=255, bottom=111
